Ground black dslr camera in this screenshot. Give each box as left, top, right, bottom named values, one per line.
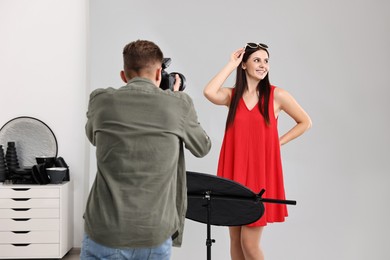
left=159, top=58, right=186, bottom=91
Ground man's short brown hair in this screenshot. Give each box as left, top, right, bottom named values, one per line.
left=122, top=40, right=163, bottom=76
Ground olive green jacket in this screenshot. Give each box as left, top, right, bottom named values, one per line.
left=84, top=77, right=211, bottom=248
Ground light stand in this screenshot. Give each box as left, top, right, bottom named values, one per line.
left=186, top=171, right=296, bottom=260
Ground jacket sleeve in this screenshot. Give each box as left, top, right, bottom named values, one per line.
left=85, top=101, right=95, bottom=145
left=85, top=89, right=104, bottom=146
left=181, top=98, right=211, bottom=158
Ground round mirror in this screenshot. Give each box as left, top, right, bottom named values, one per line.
left=0, top=116, right=58, bottom=168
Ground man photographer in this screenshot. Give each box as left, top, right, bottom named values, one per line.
left=81, top=39, right=211, bottom=259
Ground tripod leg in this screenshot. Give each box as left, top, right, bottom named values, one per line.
left=206, top=197, right=215, bottom=260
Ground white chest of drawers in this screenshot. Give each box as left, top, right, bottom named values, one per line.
left=0, top=181, right=73, bottom=259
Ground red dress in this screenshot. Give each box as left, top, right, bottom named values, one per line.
left=217, top=86, right=288, bottom=226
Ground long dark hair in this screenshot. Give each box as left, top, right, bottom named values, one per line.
left=226, top=47, right=271, bottom=129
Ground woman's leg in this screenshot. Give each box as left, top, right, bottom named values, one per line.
left=240, top=226, right=265, bottom=260
left=229, top=226, right=245, bottom=260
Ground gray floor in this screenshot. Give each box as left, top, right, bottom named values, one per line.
left=62, top=248, right=80, bottom=260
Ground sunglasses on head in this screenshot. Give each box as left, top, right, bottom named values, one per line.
left=245, top=43, right=268, bottom=50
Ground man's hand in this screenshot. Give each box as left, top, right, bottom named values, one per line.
left=173, top=74, right=181, bottom=91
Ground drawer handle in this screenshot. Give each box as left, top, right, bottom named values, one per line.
left=12, top=188, right=31, bottom=191
left=12, top=243, right=31, bottom=247
left=12, top=231, right=31, bottom=234
left=12, top=218, right=31, bottom=221
left=12, top=208, right=31, bottom=211
left=11, top=198, right=31, bottom=201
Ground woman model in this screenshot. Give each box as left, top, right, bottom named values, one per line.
left=203, top=43, right=312, bottom=260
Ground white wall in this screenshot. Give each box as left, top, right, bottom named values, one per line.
left=90, top=0, right=390, bottom=260
left=0, top=0, right=88, bottom=246
left=1, top=0, right=389, bottom=259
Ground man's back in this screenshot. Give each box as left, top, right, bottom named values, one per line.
left=84, top=77, right=211, bottom=248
